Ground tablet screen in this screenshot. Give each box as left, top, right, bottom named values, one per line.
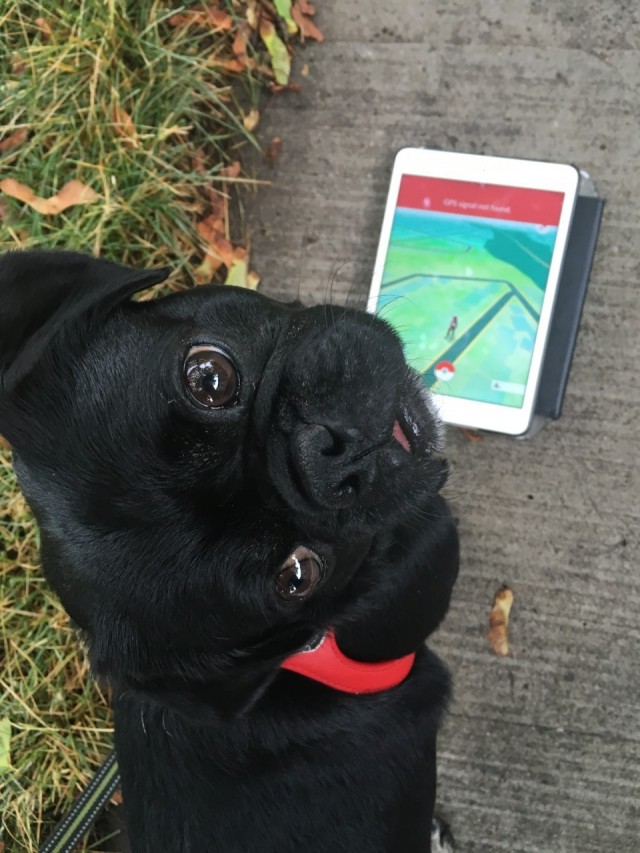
left=376, top=175, right=565, bottom=409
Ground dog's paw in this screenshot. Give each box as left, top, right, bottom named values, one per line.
left=431, top=816, right=455, bottom=853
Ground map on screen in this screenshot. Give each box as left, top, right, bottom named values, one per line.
left=377, top=175, right=564, bottom=408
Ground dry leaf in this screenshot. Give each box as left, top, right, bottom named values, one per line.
left=35, top=17, right=52, bottom=38
left=488, top=585, right=514, bottom=657
left=246, top=0, right=259, bottom=28
left=260, top=19, right=291, bottom=84
left=221, top=160, right=241, bottom=179
left=460, top=427, right=483, bottom=442
left=230, top=27, right=256, bottom=71
left=292, top=0, right=324, bottom=41
left=110, top=789, right=124, bottom=806
left=0, top=435, right=11, bottom=450
left=301, top=63, right=309, bottom=76
left=112, top=104, right=139, bottom=148
left=195, top=215, right=235, bottom=283
left=264, top=136, right=282, bottom=165
left=243, top=108, right=260, bottom=132
left=169, top=6, right=233, bottom=30
left=225, top=247, right=260, bottom=290
left=0, top=178, right=101, bottom=215
left=0, top=128, right=28, bottom=153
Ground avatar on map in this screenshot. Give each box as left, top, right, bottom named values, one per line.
left=445, top=315, right=458, bottom=340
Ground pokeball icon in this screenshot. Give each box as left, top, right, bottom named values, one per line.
left=434, top=360, right=455, bottom=382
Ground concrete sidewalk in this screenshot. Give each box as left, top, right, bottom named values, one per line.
left=249, top=2, right=640, bottom=850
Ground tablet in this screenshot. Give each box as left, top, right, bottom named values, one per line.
left=368, top=148, right=580, bottom=435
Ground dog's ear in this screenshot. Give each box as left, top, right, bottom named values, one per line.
left=0, top=250, right=169, bottom=395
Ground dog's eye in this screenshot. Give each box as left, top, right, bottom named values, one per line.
left=184, top=346, right=238, bottom=408
left=276, top=547, right=323, bottom=601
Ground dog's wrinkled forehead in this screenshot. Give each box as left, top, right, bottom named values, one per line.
left=0, top=250, right=444, bottom=541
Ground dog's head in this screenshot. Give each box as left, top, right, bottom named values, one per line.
left=0, top=250, right=451, bottom=716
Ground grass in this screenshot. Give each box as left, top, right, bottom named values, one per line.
left=0, top=0, right=266, bottom=285
left=0, top=1, right=308, bottom=848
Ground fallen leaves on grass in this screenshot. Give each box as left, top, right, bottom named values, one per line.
left=112, top=104, right=139, bottom=148
left=488, top=585, right=514, bottom=657
left=260, top=19, right=291, bottom=84
left=0, top=128, right=28, bottom=153
left=292, top=0, right=324, bottom=41
left=0, top=178, right=101, bottom=215
left=169, top=5, right=233, bottom=30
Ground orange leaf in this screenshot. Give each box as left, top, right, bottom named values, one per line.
left=210, top=58, right=247, bottom=74
left=0, top=435, right=11, bottom=450
left=0, top=178, right=101, bottom=215
left=221, top=160, right=241, bottom=179
left=488, top=586, right=514, bottom=656
left=112, top=104, right=139, bottom=148
left=196, top=216, right=235, bottom=268
left=292, top=1, right=323, bottom=40
left=35, top=17, right=52, bottom=38
left=0, top=128, right=28, bottom=153
left=169, top=6, right=232, bottom=30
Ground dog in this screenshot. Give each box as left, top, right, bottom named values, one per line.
left=0, top=250, right=459, bottom=852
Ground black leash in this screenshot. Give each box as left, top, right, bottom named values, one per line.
left=39, top=749, right=120, bottom=853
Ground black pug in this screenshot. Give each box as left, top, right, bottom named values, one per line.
left=0, top=251, right=459, bottom=853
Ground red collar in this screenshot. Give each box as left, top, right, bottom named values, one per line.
left=280, top=629, right=416, bottom=695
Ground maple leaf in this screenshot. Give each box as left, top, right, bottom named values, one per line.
left=0, top=178, right=101, bottom=215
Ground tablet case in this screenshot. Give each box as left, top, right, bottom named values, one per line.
left=520, top=172, right=604, bottom=438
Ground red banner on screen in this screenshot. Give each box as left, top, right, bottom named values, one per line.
left=397, top=175, right=564, bottom=227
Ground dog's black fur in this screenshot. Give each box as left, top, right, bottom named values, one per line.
left=0, top=251, right=459, bottom=852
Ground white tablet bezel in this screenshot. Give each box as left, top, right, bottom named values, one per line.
left=367, top=148, right=579, bottom=436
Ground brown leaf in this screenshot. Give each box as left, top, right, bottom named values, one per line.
left=301, top=63, right=309, bottom=76
left=243, top=108, right=260, bottom=132
left=264, top=137, right=282, bottom=165
left=271, top=82, right=302, bottom=94
left=0, top=178, right=101, bottom=215
left=460, top=427, right=483, bottom=442
left=35, top=17, right=52, bottom=38
left=488, top=586, right=514, bottom=657
left=110, top=789, right=124, bottom=806
left=195, top=214, right=235, bottom=283
left=112, top=104, right=139, bottom=148
left=292, top=0, right=323, bottom=41
left=221, top=160, right=241, bottom=179
left=169, top=6, right=233, bottom=30
left=0, top=128, right=28, bottom=153
left=0, top=435, right=11, bottom=450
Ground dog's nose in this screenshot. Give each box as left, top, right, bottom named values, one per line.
left=291, top=421, right=383, bottom=509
